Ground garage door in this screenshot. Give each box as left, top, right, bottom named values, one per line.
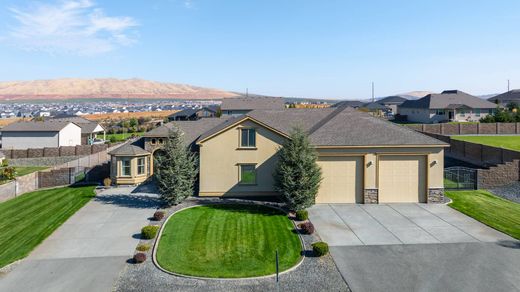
left=378, top=155, right=426, bottom=203
left=316, top=156, right=363, bottom=203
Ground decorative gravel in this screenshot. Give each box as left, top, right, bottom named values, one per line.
left=488, top=183, right=520, bottom=203
left=114, top=197, right=350, bottom=292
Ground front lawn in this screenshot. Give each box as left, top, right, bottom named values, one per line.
left=451, top=135, right=520, bottom=151
left=156, top=204, right=302, bottom=278
left=105, top=131, right=145, bottom=142
left=445, top=190, right=520, bottom=240
left=0, top=185, right=96, bottom=268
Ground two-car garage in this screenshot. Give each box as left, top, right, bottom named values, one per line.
left=316, top=154, right=427, bottom=204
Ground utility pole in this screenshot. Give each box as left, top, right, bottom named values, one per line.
left=371, top=82, right=375, bottom=102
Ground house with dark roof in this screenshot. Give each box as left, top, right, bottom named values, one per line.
left=168, top=106, right=218, bottom=121
left=487, top=90, right=520, bottom=106
left=332, top=100, right=364, bottom=109
left=1, top=121, right=82, bottom=149
left=50, top=116, right=106, bottom=144
left=110, top=107, right=448, bottom=204
left=398, top=90, right=497, bottom=123
left=220, top=96, right=285, bottom=116
left=376, top=96, right=408, bottom=114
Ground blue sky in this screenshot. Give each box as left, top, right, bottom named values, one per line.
left=0, top=0, right=519, bottom=99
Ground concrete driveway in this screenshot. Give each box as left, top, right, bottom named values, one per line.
left=309, top=204, right=520, bottom=292
left=309, top=203, right=513, bottom=246
left=0, top=185, right=159, bottom=292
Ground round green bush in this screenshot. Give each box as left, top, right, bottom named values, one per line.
left=141, top=225, right=160, bottom=240
left=136, top=243, right=151, bottom=252
left=295, top=210, right=309, bottom=221
left=312, top=241, right=329, bottom=257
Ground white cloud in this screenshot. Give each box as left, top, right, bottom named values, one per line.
left=184, top=0, right=193, bottom=8
left=6, top=0, right=138, bottom=55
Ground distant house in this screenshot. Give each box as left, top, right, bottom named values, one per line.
left=1, top=121, right=82, bottom=149
left=487, top=90, right=520, bottom=106
left=50, top=116, right=106, bottom=144
left=398, top=90, right=497, bottom=123
left=168, top=106, right=218, bottom=121
left=376, top=96, right=407, bottom=114
left=220, top=96, right=285, bottom=116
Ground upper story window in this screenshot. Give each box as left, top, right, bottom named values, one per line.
left=240, top=128, right=256, bottom=148
left=436, top=109, right=445, bottom=115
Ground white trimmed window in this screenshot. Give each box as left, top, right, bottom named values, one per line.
left=122, top=159, right=131, bottom=176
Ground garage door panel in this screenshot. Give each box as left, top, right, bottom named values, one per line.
left=379, top=155, right=426, bottom=203
left=316, top=156, right=363, bottom=203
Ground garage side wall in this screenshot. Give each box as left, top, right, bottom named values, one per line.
left=316, top=147, right=445, bottom=203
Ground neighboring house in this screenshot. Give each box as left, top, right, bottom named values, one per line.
left=111, top=107, right=448, bottom=204
left=398, top=90, right=497, bottom=123
left=487, top=89, right=520, bottom=106
left=50, top=116, right=106, bottom=144
left=376, top=96, right=408, bottom=114
left=220, top=96, right=285, bottom=116
left=168, top=106, right=218, bottom=121
left=1, top=121, right=82, bottom=149
left=360, top=102, right=389, bottom=116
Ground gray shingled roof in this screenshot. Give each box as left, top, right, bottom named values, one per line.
left=1, top=121, right=78, bottom=132
left=400, top=90, right=496, bottom=109
left=200, top=108, right=446, bottom=146
left=142, top=108, right=447, bottom=147
left=109, top=143, right=150, bottom=156
left=221, top=96, right=285, bottom=111
left=308, top=108, right=445, bottom=146
left=333, top=100, right=365, bottom=108
left=488, top=90, right=520, bottom=103
left=145, top=118, right=226, bottom=145
left=378, top=96, right=407, bottom=104
left=50, top=116, right=105, bottom=134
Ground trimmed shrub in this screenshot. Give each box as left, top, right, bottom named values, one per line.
left=312, top=242, right=329, bottom=257
left=141, top=225, right=160, bottom=239
left=136, top=244, right=151, bottom=252
left=295, top=210, right=309, bottom=221
left=298, top=221, right=315, bottom=235
left=153, top=211, right=165, bottom=221
left=103, top=177, right=112, bottom=187
left=134, top=252, right=147, bottom=263
left=2, top=159, right=8, bottom=167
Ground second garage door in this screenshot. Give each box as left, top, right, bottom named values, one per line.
left=378, top=155, right=426, bottom=203
left=316, top=156, right=363, bottom=203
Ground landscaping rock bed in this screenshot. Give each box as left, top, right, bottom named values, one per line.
left=114, top=197, right=350, bottom=292
left=489, top=183, right=520, bottom=203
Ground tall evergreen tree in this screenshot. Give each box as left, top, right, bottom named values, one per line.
left=274, top=128, right=322, bottom=211
left=154, top=128, right=198, bottom=205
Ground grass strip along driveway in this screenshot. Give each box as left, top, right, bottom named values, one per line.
left=446, top=190, right=520, bottom=240
left=451, top=135, right=520, bottom=151
left=156, top=204, right=302, bottom=278
left=0, top=185, right=96, bottom=268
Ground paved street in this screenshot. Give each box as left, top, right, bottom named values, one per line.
left=309, top=203, right=520, bottom=292
left=0, top=185, right=159, bottom=292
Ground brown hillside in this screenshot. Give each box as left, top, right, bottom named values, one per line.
left=0, top=78, right=238, bottom=100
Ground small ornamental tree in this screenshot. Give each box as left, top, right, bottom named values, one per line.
left=154, top=128, right=198, bottom=205
left=274, top=128, right=322, bottom=211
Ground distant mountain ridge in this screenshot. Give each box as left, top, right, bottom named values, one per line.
left=0, top=78, right=238, bottom=100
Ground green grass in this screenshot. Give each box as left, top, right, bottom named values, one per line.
left=156, top=204, right=302, bottom=278
left=0, top=185, right=96, bottom=268
left=14, top=166, right=48, bottom=177
left=451, top=135, right=520, bottom=151
left=444, top=178, right=460, bottom=189
left=445, top=190, right=520, bottom=240
left=105, top=131, right=145, bottom=142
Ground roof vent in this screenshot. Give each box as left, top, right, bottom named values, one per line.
left=441, top=90, right=460, bottom=94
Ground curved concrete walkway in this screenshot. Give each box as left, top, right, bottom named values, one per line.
left=0, top=185, right=159, bottom=292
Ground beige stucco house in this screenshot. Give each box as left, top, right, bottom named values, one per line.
left=109, top=143, right=152, bottom=185
left=110, top=107, right=448, bottom=203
